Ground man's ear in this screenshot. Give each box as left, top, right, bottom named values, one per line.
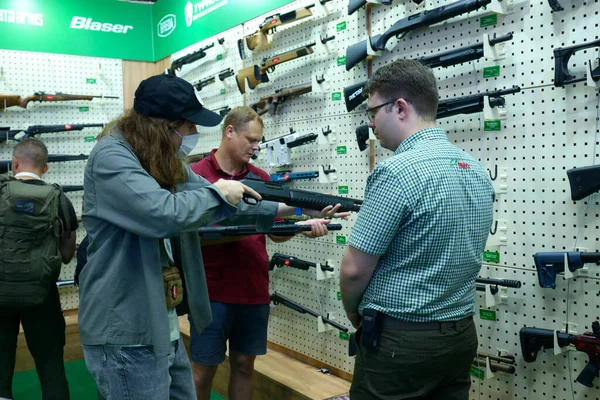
left=43, top=164, right=49, bottom=174
left=396, top=98, right=410, bottom=120
left=224, top=124, right=235, bottom=139
left=11, top=156, right=18, bottom=174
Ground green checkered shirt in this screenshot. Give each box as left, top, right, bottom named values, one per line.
left=349, top=128, right=495, bottom=322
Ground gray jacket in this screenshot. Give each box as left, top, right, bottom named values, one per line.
left=78, top=130, right=277, bottom=355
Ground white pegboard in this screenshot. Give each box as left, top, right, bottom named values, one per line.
left=179, top=0, right=600, bottom=398
left=0, top=49, right=124, bottom=311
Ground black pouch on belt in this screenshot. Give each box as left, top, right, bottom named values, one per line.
left=361, top=308, right=382, bottom=350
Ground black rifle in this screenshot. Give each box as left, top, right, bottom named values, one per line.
left=548, top=0, right=564, bottom=11
left=193, top=76, right=216, bottom=91
left=567, top=164, right=600, bottom=200
left=533, top=251, right=600, bottom=288
left=241, top=174, right=362, bottom=213
left=214, top=106, right=231, bottom=117
left=0, top=123, right=104, bottom=142
left=349, top=0, right=396, bottom=15
left=346, top=0, right=492, bottom=70
left=269, top=253, right=335, bottom=271
left=61, top=185, right=83, bottom=193
left=343, top=32, right=513, bottom=112
left=218, top=68, right=235, bottom=81
left=270, top=292, right=349, bottom=332
left=168, top=43, right=215, bottom=76
left=198, top=222, right=342, bottom=240
left=356, top=124, right=370, bottom=152
left=553, top=39, right=600, bottom=87
left=437, top=86, right=520, bottom=119
left=520, top=321, right=600, bottom=387
left=475, top=277, right=521, bottom=295
left=0, top=154, right=88, bottom=173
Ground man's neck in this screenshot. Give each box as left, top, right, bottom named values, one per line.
left=214, top=147, right=246, bottom=176
left=14, top=171, right=43, bottom=180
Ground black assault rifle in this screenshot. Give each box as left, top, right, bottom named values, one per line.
left=270, top=292, right=349, bottom=332
left=567, top=164, right=600, bottom=200
left=269, top=253, right=335, bottom=271
left=241, top=174, right=362, bottom=213
left=533, top=251, right=600, bottom=288
left=0, top=124, right=104, bottom=142
left=437, top=86, right=520, bottom=119
left=343, top=32, right=513, bottom=112
left=198, top=222, right=342, bottom=240
left=346, top=0, right=492, bottom=70
left=0, top=154, right=89, bottom=173
left=61, top=185, right=84, bottom=193
left=553, top=39, right=600, bottom=87
left=168, top=42, right=215, bottom=76
left=520, top=321, right=600, bottom=387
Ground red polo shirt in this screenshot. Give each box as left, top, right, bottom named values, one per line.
left=191, top=149, right=273, bottom=304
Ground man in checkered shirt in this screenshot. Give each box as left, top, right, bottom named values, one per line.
left=340, top=59, right=495, bottom=399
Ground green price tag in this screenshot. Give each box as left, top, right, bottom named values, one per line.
left=480, top=14, right=497, bottom=27
left=479, top=309, right=497, bottom=321
left=86, top=78, right=96, bottom=84
left=332, top=92, right=342, bottom=101
left=469, top=365, right=485, bottom=380
left=339, top=331, right=350, bottom=340
left=220, top=88, right=226, bottom=95
left=336, top=236, right=347, bottom=245
left=336, top=146, right=347, bottom=154
left=337, top=291, right=342, bottom=300
left=79, top=107, right=89, bottom=112
left=338, top=186, right=349, bottom=195
left=483, top=251, right=500, bottom=263
left=216, top=54, right=223, bottom=61
left=337, top=56, right=346, bottom=66
left=84, top=136, right=95, bottom=142
left=336, top=21, right=347, bottom=32
left=484, top=120, right=501, bottom=131
left=483, top=66, right=500, bottom=78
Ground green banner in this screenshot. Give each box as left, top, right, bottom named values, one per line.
left=0, top=0, right=297, bottom=62
left=0, top=0, right=154, bottom=60
left=152, top=0, right=295, bottom=60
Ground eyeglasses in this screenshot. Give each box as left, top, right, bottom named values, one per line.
left=365, top=100, right=396, bottom=122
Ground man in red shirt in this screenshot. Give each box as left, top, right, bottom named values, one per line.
left=190, top=106, right=349, bottom=400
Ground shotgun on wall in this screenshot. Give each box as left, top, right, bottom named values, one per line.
left=0, top=93, right=119, bottom=110
left=167, top=42, right=215, bottom=76
left=270, top=292, right=349, bottom=332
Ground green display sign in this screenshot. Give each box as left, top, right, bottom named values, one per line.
left=338, top=186, right=348, bottom=194
left=483, top=251, right=500, bottom=263
left=84, top=136, right=95, bottom=142
left=480, top=14, right=497, bottom=27
left=336, top=236, right=346, bottom=244
left=337, top=291, right=341, bottom=300
left=86, top=78, right=96, bottom=84
left=332, top=92, right=342, bottom=101
left=337, top=56, right=346, bottom=66
left=78, top=106, right=89, bottom=112
left=470, top=365, right=485, bottom=380
left=336, top=21, right=346, bottom=32
left=479, top=309, right=497, bottom=321
left=336, top=146, right=347, bottom=154
left=220, top=88, right=226, bottom=95
left=339, top=331, right=350, bottom=340
left=0, top=0, right=296, bottom=62
left=484, top=120, right=501, bottom=131
left=483, top=66, right=500, bottom=78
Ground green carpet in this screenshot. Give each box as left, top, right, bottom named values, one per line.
left=12, top=359, right=225, bottom=399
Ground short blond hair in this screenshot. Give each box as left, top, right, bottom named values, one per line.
left=222, top=106, right=263, bottom=135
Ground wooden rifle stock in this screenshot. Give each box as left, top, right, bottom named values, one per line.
left=245, top=5, right=315, bottom=51
left=1, top=92, right=118, bottom=110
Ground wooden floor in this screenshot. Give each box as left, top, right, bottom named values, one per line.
left=179, top=316, right=351, bottom=400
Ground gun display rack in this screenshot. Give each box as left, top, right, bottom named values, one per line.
left=179, top=0, right=600, bottom=398
left=0, top=50, right=124, bottom=310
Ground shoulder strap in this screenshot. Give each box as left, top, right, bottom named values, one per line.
left=53, top=184, right=71, bottom=234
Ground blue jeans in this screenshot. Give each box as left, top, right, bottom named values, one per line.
left=82, top=338, right=195, bottom=400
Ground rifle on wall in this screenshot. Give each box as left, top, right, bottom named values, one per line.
left=193, top=76, right=216, bottom=91
left=343, top=32, right=513, bottom=112
left=0, top=124, right=105, bottom=142
left=270, top=292, right=349, bottom=332
left=436, top=86, right=520, bottom=119
left=250, top=82, right=313, bottom=115
left=269, top=253, right=334, bottom=272
left=553, top=39, right=600, bottom=87
left=61, top=185, right=84, bottom=193
left=567, top=164, right=600, bottom=200
left=1, top=92, right=119, bottom=110
left=533, top=251, right=600, bottom=288
left=167, top=42, right=215, bottom=75
left=345, top=0, right=492, bottom=70
left=0, top=154, right=89, bottom=173
left=236, top=41, right=321, bottom=94
left=241, top=3, right=324, bottom=53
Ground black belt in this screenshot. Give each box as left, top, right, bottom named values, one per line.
left=382, top=315, right=473, bottom=331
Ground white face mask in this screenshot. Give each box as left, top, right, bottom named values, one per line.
left=173, top=128, right=200, bottom=158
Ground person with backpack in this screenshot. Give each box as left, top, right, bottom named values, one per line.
left=0, top=138, right=78, bottom=400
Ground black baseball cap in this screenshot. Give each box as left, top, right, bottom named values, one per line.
left=133, top=74, right=222, bottom=127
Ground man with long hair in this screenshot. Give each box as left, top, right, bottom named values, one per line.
left=78, top=74, right=271, bottom=400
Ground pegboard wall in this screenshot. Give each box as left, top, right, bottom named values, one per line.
left=182, top=0, right=600, bottom=398
left=0, top=50, right=124, bottom=310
